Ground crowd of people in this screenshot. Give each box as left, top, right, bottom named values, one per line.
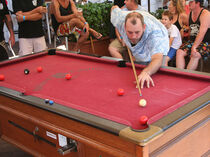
left=0, top=0, right=209, bottom=88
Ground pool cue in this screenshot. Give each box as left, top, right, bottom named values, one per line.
left=90, top=36, right=95, bottom=54
left=126, top=46, right=142, bottom=96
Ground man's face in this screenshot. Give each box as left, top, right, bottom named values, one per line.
left=124, top=0, right=132, bottom=10
left=125, top=18, right=145, bottom=44
left=189, top=0, right=196, bottom=10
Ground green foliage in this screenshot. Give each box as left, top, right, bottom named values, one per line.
left=150, top=8, right=164, bottom=19
left=77, top=2, right=113, bottom=37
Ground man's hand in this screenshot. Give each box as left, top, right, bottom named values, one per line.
left=135, top=53, right=163, bottom=88
left=9, top=33, right=15, bottom=47
left=36, top=6, right=47, bottom=14
left=191, top=46, right=200, bottom=57
left=16, top=13, right=24, bottom=22
left=137, top=71, right=154, bottom=88
left=73, top=12, right=80, bottom=18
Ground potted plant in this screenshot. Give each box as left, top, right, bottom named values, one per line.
left=150, top=8, right=164, bottom=19
left=68, top=2, right=113, bottom=56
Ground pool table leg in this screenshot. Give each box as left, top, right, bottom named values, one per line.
left=136, top=145, right=149, bottom=157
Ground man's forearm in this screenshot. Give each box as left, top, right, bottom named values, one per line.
left=5, top=15, right=14, bottom=34
left=27, top=13, right=43, bottom=21
left=192, top=11, right=210, bottom=50
left=21, top=7, right=42, bottom=16
left=17, top=13, right=43, bottom=22
left=142, top=54, right=163, bottom=75
left=192, top=30, right=206, bottom=49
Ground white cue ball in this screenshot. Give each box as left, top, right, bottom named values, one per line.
left=139, top=99, right=147, bottom=107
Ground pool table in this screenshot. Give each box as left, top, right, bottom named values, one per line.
left=0, top=49, right=209, bottom=157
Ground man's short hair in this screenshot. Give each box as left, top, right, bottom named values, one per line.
left=125, top=12, right=144, bottom=27
left=162, top=10, right=173, bottom=21
left=195, top=0, right=203, bottom=6
left=188, top=0, right=203, bottom=6
left=189, top=0, right=203, bottom=2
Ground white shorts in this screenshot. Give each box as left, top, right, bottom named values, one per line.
left=19, top=36, right=47, bottom=56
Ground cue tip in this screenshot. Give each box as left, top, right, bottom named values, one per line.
left=140, top=93, right=142, bottom=97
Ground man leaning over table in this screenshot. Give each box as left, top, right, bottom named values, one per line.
left=109, top=0, right=146, bottom=61
left=110, top=6, right=169, bottom=89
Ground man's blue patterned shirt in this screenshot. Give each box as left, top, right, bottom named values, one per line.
left=111, top=8, right=169, bottom=62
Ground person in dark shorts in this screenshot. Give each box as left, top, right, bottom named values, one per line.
left=176, top=0, right=210, bottom=70
left=12, top=0, right=47, bottom=56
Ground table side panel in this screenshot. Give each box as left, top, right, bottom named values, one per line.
left=148, top=104, right=210, bottom=157
left=0, top=95, right=138, bottom=157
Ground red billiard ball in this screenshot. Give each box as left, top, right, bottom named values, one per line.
left=37, top=66, right=43, bottom=72
left=117, top=88, right=124, bottom=96
left=65, top=74, right=72, bottom=80
left=0, top=74, right=5, bottom=81
left=139, top=115, right=148, bottom=125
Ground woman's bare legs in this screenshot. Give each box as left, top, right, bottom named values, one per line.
left=176, top=49, right=187, bottom=69
left=68, top=18, right=89, bottom=51
left=164, top=56, right=170, bottom=66
left=187, top=52, right=201, bottom=70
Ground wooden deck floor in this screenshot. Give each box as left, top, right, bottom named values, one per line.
left=0, top=139, right=32, bottom=157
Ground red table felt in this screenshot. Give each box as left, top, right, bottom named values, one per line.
left=0, top=51, right=209, bottom=130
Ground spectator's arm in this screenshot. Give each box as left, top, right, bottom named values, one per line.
left=169, top=37, right=174, bottom=47
left=16, top=12, right=43, bottom=22
left=71, top=0, right=86, bottom=24
left=20, top=6, right=46, bottom=16
left=5, top=14, right=15, bottom=46
left=191, top=10, right=210, bottom=51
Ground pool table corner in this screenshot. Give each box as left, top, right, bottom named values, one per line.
left=119, top=125, right=163, bottom=146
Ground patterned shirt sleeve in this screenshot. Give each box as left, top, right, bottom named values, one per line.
left=111, top=8, right=169, bottom=62
left=111, top=7, right=128, bottom=29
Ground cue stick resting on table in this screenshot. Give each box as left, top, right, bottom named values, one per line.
left=126, top=46, right=142, bottom=96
